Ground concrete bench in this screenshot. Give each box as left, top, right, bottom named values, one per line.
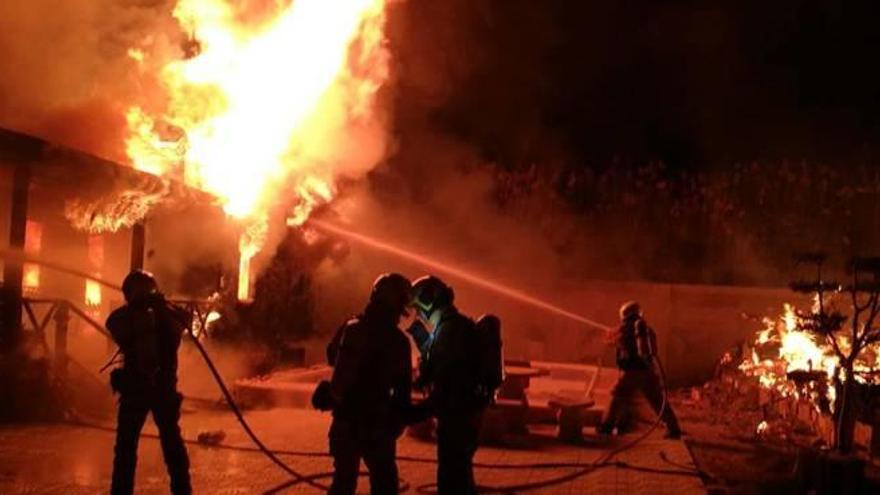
left=548, top=397, right=596, bottom=443
left=480, top=398, right=529, bottom=443
left=406, top=398, right=529, bottom=444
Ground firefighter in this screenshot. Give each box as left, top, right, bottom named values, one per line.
left=323, top=273, right=413, bottom=495
left=408, top=275, right=484, bottom=495
left=106, top=270, right=192, bottom=495
left=597, top=301, right=681, bottom=438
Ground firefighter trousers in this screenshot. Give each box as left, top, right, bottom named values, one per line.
left=436, top=412, right=482, bottom=495
left=600, top=368, right=681, bottom=435
left=111, top=390, right=191, bottom=495
left=329, top=418, right=399, bottom=495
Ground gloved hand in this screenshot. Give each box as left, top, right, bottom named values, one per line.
left=146, top=291, right=167, bottom=307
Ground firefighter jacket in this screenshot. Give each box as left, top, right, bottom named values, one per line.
left=328, top=302, right=412, bottom=431
left=418, top=307, right=483, bottom=415
left=106, top=295, right=191, bottom=391
left=614, top=316, right=658, bottom=371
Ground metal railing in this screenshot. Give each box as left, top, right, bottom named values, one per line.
left=21, top=298, right=114, bottom=380
left=169, top=298, right=221, bottom=339
left=21, top=296, right=218, bottom=380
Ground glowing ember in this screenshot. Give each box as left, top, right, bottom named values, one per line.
left=126, top=0, right=391, bottom=300
left=23, top=221, right=42, bottom=292
left=237, top=218, right=266, bottom=301
left=756, top=420, right=770, bottom=436
left=22, top=265, right=40, bottom=292
left=127, top=48, right=145, bottom=64
left=85, top=235, right=104, bottom=308
left=85, top=280, right=102, bottom=308
left=237, top=240, right=256, bottom=301
left=64, top=189, right=167, bottom=234
left=193, top=310, right=221, bottom=338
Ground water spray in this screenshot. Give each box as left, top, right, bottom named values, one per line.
left=306, top=219, right=613, bottom=332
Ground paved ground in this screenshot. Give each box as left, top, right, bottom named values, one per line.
left=0, top=403, right=705, bottom=494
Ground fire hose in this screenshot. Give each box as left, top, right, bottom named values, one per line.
left=5, top=251, right=701, bottom=492
left=408, top=353, right=679, bottom=494
left=184, top=327, right=334, bottom=492
left=134, top=331, right=692, bottom=494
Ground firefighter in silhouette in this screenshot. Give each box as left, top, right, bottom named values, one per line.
left=106, top=270, right=192, bottom=495
left=318, top=273, right=413, bottom=495
left=407, top=275, right=485, bottom=495
left=597, top=301, right=681, bottom=438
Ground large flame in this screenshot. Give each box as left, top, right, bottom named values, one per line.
left=741, top=304, right=839, bottom=407
left=126, top=0, right=390, bottom=299
left=740, top=299, right=880, bottom=421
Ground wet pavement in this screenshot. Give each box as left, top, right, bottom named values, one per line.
left=0, top=405, right=706, bottom=494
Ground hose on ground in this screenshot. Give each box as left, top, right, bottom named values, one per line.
left=185, top=332, right=332, bottom=492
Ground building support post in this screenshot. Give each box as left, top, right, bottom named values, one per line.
left=1, top=163, right=30, bottom=351
left=130, top=222, right=146, bottom=271
left=53, top=301, right=69, bottom=380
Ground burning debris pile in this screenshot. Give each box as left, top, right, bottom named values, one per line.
left=735, top=303, right=843, bottom=444
left=700, top=258, right=880, bottom=456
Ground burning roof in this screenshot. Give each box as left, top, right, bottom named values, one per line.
left=0, top=126, right=218, bottom=233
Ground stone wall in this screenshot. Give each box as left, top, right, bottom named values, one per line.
left=453, top=279, right=812, bottom=386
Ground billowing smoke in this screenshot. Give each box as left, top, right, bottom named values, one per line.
left=305, top=0, right=880, bottom=358
left=0, top=0, right=182, bottom=161
left=6, top=0, right=880, bottom=369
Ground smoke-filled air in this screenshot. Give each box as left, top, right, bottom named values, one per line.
left=4, top=2, right=880, bottom=493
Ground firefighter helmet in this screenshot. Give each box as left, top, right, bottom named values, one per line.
left=411, top=275, right=454, bottom=319
left=122, top=270, right=159, bottom=303
left=370, top=273, right=412, bottom=315
left=619, top=301, right=642, bottom=321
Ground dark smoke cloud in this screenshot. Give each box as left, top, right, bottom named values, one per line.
left=386, top=0, right=880, bottom=168
left=304, top=0, right=880, bottom=364
left=364, top=0, right=880, bottom=287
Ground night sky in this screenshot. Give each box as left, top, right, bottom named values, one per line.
left=390, top=0, right=880, bottom=169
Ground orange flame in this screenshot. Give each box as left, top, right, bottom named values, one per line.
left=126, top=0, right=390, bottom=300
left=23, top=221, right=42, bottom=292
left=64, top=188, right=168, bottom=234
left=741, top=304, right=840, bottom=410
left=85, top=280, right=102, bottom=308
left=85, top=235, right=104, bottom=308
left=192, top=310, right=221, bottom=338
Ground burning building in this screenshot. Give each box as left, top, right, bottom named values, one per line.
left=0, top=127, right=236, bottom=387
left=2, top=0, right=392, bottom=329
left=0, top=0, right=396, bottom=419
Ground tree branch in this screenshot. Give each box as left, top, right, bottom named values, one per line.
left=826, top=329, right=847, bottom=364
left=856, top=291, right=880, bottom=350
